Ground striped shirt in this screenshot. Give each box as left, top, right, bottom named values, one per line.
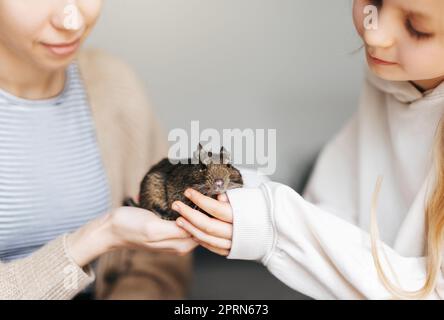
left=0, top=62, right=111, bottom=262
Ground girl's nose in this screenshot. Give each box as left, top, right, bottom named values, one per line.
left=363, top=10, right=396, bottom=49
left=51, top=0, right=85, bottom=32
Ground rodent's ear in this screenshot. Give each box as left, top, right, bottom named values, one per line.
left=201, top=150, right=212, bottom=165
left=194, top=143, right=212, bottom=165
left=220, top=146, right=231, bottom=164
left=192, top=143, right=203, bottom=162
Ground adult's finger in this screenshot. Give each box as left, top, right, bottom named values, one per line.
left=145, top=218, right=192, bottom=241
left=145, top=238, right=198, bottom=255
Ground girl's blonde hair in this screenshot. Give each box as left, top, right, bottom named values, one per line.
left=370, top=120, right=444, bottom=299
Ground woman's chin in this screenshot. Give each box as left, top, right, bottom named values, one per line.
left=37, top=49, right=79, bottom=71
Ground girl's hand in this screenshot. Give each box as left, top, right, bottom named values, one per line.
left=67, top=206, right=198, bottom=267
left=172, top=189, right=234, bottom=257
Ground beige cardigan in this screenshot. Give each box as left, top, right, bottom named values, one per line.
left=0, top=49, right=192, bottom=300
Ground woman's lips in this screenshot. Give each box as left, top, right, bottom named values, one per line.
left=41, top=39, right=81, bottom=57
left=367, top=52, right=398, bottom=66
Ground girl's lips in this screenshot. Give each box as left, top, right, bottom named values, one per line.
left=41, top=39, right=81, bottom=57
left=367, top=52, right=398, bottom=66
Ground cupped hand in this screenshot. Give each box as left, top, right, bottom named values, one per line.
left=107, top=206, right=199, bottom=255
left=172, top=189, right=234, bottom=256
left=67, top=205, right=198, bottom=267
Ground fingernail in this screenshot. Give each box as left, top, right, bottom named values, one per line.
left=172, top=202, right=180, bottom=211
left=184, top=189, right=192, bottom=197
left=176, top=219, right=183, bottom=227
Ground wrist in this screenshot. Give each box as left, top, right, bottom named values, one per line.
left=66, top=213, right=115, bottom=267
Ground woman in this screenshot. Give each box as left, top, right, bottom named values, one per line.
left=174, top=0, right=444, bottom=299
left=0, top=0, right=196, bottom=299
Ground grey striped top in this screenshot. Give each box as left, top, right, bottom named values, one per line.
left=0, top=62, right=111, bottom=262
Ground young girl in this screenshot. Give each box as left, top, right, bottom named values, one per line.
left=0, top=0, right=196, bottom=299
left=174, top=0, right=444, bottom=299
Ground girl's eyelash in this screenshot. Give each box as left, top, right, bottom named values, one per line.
left=369, top=0, right=383, bottom=7
left=368, top=0, right=433, bottom=41
left=405, top=19, right=433, bottom=40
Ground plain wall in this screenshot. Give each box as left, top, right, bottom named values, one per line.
left=86, top=0, right=366, bottom=188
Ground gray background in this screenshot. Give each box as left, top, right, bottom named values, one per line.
left=86, top=0, right=366, bottom=299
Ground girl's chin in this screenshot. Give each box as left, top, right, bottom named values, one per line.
left=367, top=63, right=408, bottom=82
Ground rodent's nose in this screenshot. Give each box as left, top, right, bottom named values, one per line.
left=214, top=179, right=224, bottom=188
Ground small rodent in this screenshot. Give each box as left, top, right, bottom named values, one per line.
left=124, top=144, right=244, bottom=220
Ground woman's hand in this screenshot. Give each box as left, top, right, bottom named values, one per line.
left=67, top=206, right=198, bottom=267
left=173, top=189, right=234, bottom=256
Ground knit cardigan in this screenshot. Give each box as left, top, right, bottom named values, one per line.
left=0, top=48, right=192, bottom=300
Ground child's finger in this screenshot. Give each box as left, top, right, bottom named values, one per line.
left=172, top=201, right=232, bottom=239
left=176, top=217, right=232, bottom=250
left=184, top=189, right=233, bottom=222
left=194, top=238, right=230, bottom=256
left=217, top=193, right=229, bottom=203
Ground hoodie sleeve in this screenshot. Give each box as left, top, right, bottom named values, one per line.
left=226, top=182, right=444, bottom=299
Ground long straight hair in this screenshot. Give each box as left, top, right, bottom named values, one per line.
left=370, top=120, right=444, bottom=299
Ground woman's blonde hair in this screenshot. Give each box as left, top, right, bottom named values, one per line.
left=370, top=120, right=444, bottom=299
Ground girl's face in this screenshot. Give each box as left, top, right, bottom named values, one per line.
left=0, top=0, right=102, bottom=71
left=353, top=0, right=444, bottom=90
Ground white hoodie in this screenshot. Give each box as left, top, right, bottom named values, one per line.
left=227, top=68, right=444, bottom=299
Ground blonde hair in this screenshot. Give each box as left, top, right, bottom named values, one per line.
left=370, top=120, right=444, bottom=299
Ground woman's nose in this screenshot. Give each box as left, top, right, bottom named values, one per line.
left=52, top=0, right=85, bottom=32
left=363, top=10, right=396, bottom=49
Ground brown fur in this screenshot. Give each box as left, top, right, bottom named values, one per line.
left=124, top=145, right=244, bottom=220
